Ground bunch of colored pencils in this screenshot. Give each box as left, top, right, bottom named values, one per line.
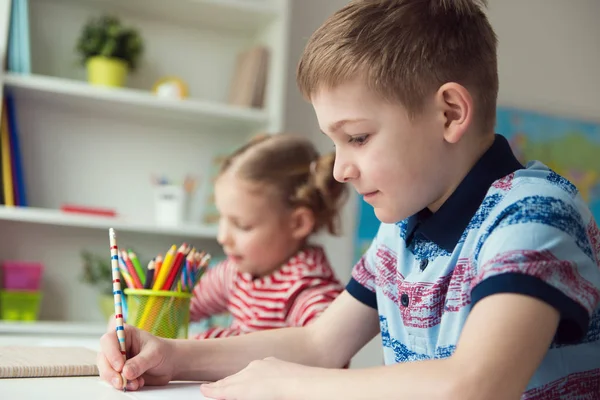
left=117, top=243, right=210, bottom=293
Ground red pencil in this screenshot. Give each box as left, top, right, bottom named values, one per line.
left=162, top=244, right=189, bottom=291
left=122, top=250, right=143, bottom=289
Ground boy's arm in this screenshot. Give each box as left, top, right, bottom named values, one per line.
left=173, top=291, right=380, bottom=382
left=201, top=290, right=559, bottom=400
left=189, top=260, right=234, bottom=321
left=322, top=293, right=559, bottom=400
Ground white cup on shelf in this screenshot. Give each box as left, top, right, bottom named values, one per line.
left=154, top=184, right=186, bottom=226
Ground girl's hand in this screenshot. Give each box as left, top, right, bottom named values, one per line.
left=200, top=357, right=315, bottom=400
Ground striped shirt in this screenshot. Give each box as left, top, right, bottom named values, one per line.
left=190, top=245, right=343, bottom=339
left=348, top=134, right=600, bottom=398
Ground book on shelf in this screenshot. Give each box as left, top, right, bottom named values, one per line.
left=0, top=93, right=27, bottom=207
left=227, top=45, right=270, bottom=109
left=7, top=0, right=31, bottom=74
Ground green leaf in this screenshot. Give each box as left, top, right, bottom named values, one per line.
left=75, top=14, right=144, bottom=71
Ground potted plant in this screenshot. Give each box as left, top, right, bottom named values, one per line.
left=79, top=250, right=115, bottom=319
left=76, top=15, right=144, bottom=87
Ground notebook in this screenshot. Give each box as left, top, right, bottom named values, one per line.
left=0, top=346, right=99, bottom=378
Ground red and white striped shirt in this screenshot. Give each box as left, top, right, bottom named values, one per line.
left=190, top=245, right=343, bottom=339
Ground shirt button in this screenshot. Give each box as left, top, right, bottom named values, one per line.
left=419, top=259, right=429, bottom=271
left=400, top=293, right=410, bottom=307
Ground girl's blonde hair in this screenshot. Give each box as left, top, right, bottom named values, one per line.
left=218, top=133, right=348, bottom=235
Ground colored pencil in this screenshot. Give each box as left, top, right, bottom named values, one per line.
left=163, top=244, right=189, bottom=291
left=153, top=255, right=163, bottom=284
left=128, top=250, right=146, bottom=287
left=109, top=228, right=127, bottom=392
left=140, top=245, right=178, bottom=330
left=144, top=259, right=155, bottom=290
left=152, top=245, right=177, bottom=291
left=121, top=250, right=143, bottom=289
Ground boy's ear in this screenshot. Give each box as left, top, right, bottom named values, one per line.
left=435, top=82, right=473, bottom=144
left=289, top=207, right=316, bottom=240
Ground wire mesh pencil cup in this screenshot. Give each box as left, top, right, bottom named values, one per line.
left=124, top=289, right=192, bottom=339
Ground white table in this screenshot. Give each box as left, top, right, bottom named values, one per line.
left=0, top=321, right=216, bottom=399
left=0, top=376, right=214, bottom=399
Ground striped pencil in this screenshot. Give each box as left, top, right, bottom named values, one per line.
left=109, top=228, right=127, bottom=392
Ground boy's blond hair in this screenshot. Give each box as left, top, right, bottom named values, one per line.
left=297, top=0, right=498, bottom=132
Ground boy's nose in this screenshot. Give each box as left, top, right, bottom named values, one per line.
left=333, top=162, right=359, bottom=183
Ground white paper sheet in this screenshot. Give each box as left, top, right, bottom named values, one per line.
left=103, top=381, right=217, bottom=400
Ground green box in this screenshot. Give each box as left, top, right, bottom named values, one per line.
left=0, top=290, right=42, bottom=321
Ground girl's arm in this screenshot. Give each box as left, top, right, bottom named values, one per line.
left=189, top=260, right=235, bottom=322
left=286, top=280, right=343, bottom=327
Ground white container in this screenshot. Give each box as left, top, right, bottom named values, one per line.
left=154, top=185, right=186, bottom=226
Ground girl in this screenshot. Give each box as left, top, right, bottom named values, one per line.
left=190, top=133, right=348, bottom=339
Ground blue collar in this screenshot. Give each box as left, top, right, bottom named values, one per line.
left=405, top=134, right=524, bottom=252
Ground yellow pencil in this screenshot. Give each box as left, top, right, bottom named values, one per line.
left=139, top=245, right=178, bottom=330
left=152, top=245, right=177, bottom=291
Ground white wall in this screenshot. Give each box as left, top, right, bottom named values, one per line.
left=283, top=0, right=600, bottom=368
left=488, top=0, right=600, bottom=120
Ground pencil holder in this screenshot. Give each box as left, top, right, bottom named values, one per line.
left=124, top=289, right=192, bottom=339
left=154, top=184, right=187, bottom=226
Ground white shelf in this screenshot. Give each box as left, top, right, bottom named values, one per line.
left=65, top=0, right=280, bottom=33
left=0, top=206, right=219, bottom=239
left=4, top=74, right=269, bottom=131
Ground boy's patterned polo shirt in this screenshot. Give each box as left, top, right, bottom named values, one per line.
left=347, top=134, right=600, bottom=398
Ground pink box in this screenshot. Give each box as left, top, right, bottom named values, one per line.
left=1, top=261, right=44, bottom=291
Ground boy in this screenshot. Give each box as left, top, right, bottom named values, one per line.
left=97, top=1, right=600, bottom=398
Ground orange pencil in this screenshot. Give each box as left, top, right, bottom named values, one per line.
left=153, top=254, right=163, bottom=283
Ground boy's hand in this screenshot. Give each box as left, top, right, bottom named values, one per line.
left=200, top=357, right=315, bottom=400
left=97, top=324, right=176, bottom=391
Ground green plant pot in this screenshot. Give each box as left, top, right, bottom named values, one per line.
left=98, top=294, right=115, bottom=320
left=86, top=56, right=128, bottom=87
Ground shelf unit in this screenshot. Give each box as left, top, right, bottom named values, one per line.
left=5, top=73, right=270, bottom=131
left=0, top=205, right=219, bottom=238
left=0, top=0, right=290, bottom=322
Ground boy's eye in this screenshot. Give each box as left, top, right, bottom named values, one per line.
left=348, top=134, right=370, bottom=145
left=235, top=222, right=252, bottom=231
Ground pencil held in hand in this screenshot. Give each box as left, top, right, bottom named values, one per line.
left=109, top=228, right=128, bottom=392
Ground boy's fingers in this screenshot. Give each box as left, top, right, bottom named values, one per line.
left=122, top=350, right=154, bottom=381
left=96, top=352, right=121, bottom=388
left=99, top=331, right=125, bottom=371
left=125, top=378, right=142, bottom=391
